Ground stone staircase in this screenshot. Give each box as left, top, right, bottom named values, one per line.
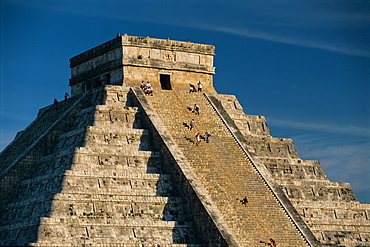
left=217, top=94, right=370, bottom=246
left=0, top=86, right=204, bottom=246
left=143, top=89, right=310, bottom=246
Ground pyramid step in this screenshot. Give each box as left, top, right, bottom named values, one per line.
left=33, top=220, right=200, bottom=245
left=83, top=129, right=151, bottom=149
left=85, top=126, right=149, bottom=135
left=92, top=120, right=144, bottom=129
left=40, top=217, right=195, bottom=228
left=52, top=193, right=182, bottom=203
left=73, top=150, right=161, bottom=164
left=95, top=104, right=139, bottom=112
left=0, top=194, right=187, bottom=229
left=2, top=221, right=201, bottom=246
left=59, top=187, right=171, bottom=197
left=62, top=169, right=170, bottom=179
left=14, top=170, right=177, bottom=202
left=74, top=147, right=159, bottom=156
left=70, top=162, right=162, bottom=174
left=28, top=242, right=205, bottom=247
left=16, top=171, right=173, bottom=197
left=1, top=194, right=184, bottom=218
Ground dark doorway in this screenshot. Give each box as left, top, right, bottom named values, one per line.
left=160, top=74, right=171, bottom=90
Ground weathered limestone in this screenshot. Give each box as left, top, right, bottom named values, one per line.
left=138, top=88, right=315, bottom=246
left=69, top=34, right=215, bottom=96
left=218, top=93, right=370, bottom=246
left=1, top=35, right=369, bottom=246
left=0, top=86, right=211, bottom=246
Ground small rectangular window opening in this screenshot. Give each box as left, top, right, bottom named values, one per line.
left=160, top=74, right=171, bottom=90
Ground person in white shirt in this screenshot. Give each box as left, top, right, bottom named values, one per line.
left=197, top=81, right=203, bottom=92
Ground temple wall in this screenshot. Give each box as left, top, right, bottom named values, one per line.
left=71, top=49, right=122, bottom=77
left=69, top=34, right=215, bottom=96
left=123, top=66, right=214, bottom=92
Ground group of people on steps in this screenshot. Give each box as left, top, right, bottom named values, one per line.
left=189, top=80, right=202, bottom=93
left=188, top=102, right=210, bottom=146
left=140, top=80, right=276, bottom=243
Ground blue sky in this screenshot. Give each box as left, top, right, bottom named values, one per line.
left=1, top=0, right=369, bottom=203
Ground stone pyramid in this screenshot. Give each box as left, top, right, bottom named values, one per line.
left=1, top=34, right=369, bottom=246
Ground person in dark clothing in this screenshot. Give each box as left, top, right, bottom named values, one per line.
left=270, top=238, right=277, bottom=247
left=189, top=119, right=195, bottom=131
left=240, top=196, right=249, bottom=206
left=189, top=84, right=196, bottom=93
left=194, top=104, right=200, bottom=115
left=205, top=132, right=211, bottom=143
left=64, top=92, right=70, bottom=100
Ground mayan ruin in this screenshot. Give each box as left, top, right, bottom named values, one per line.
left=0, top=34, right=369, bottom=246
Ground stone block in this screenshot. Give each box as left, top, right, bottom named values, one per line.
left=51, top=201, right=94, bottom=216
left=114, top=203, right=133, bottom=214
left=62, top=176, right=99, bottom=190
left=115, top=227, right=136, bottom=241
left=73, top=153, right=99, bottom=165
left=37, top=224, right=67, bottom=241
left=94, top=201, right=115, bottom=214
left=359, top=232, right=370, bottom=241
left=87, top=226, right=116, bottom=238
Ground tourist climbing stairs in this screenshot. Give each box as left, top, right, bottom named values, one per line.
left=143, top=88, right=309, bottom=246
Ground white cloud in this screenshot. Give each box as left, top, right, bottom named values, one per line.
left=267, top=118, right=370, bottom=137
left=289, top=132, right=370, bottom=203
left=189, top=24, right=370, bottom=58
left=5, top=0, right=369, bottom=57
left=266, top=117, right=370, bottom=203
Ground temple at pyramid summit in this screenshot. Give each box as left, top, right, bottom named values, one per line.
left=1, top=34, right=369, bottom=246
